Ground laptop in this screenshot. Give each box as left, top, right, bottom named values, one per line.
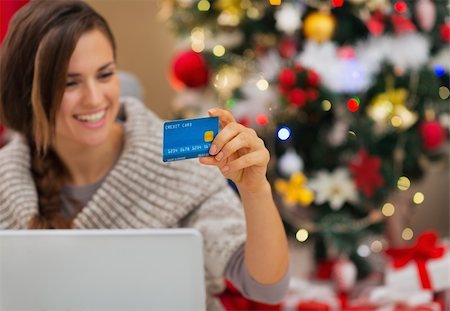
left=0, top=229, right=206, bottom=311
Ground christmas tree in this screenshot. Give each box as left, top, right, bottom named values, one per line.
left=162, top=0, right=449, bottom=279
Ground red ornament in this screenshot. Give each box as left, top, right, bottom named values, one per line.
left=440, top=23, right=450, bottom=43
left=347, top=98, right=359, bottom=112
left=391, top=14, right=416, bottom=33
left=394, top=1, right=408, bottom=13
left=256, top=114, right=268, bottom=126
left=367, top=12, right=385, bottom=37
left=349, top=149, right=384, bottom=198
left=306, top=88, right=319, bottom=102
left=289, top=88, right=306, bottom=107
left=331, top=0, right=344, bottom=8
left=171, top=50, right=209, bottom=88
left=278, top=38, right=297, bottom=59
left=278, top=68, right=296, bottom=88
left=306, top=70, right=320, bottom=87
left=420, top=120, right=446, bottom=151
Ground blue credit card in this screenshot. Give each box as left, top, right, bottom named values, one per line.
left=163, top=116, right=219, bottom=162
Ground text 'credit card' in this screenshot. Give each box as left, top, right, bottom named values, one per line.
left=163, top=116, right=219, bottom=162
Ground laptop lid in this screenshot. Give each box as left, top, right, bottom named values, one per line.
left=0, top=229, right=205, bottom=311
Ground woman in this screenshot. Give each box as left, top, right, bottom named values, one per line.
left=0, top=0, right=290, bottom=309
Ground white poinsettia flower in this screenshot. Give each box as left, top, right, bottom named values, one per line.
left=275, top=3, right=302, bottom=35
left=308, top=168, right=358, bottom=210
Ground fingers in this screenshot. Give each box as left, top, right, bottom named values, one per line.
left=209, top=122, right=249, bottom=154
left=208, top=108, right=236, bottom=129
left=222, top=149, right=270, bottom=172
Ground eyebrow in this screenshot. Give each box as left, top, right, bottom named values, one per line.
left=67, top=61, right=115, bottom=78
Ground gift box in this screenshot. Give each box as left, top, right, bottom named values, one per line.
left=282, top=278, right=340, bottom=311
left=385, top=231, right=450, bottom=292
left=345, top=286, right=441, bottom=311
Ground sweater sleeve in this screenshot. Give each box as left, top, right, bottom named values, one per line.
left=178, top=180, right=246, bottom=295
left=224, top=243, right=291, bottom=304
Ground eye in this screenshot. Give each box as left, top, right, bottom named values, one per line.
left=66, top=81, right=78, bottom=88
left=99, top=72, right=114, bottom=80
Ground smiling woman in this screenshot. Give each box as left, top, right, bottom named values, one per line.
left=0, top=0, right=290, bottom=309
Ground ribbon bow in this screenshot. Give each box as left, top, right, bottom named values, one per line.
left=385, top=230, right=446, bottom=289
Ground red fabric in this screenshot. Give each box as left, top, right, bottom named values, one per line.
left=219, top=280, right=281, bottom=311
left=297, top=301, right=330, bottom=311
left=0, top=0, right=29, bottom=43
left=385, top=231, right=446, bottom=290
left=315, top=259, right=335, bottom=279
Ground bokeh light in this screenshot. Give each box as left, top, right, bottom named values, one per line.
left=413, top=192, right=425, bottom=204
left=277, top=126, right=291, bottom=141
left=296, top=229, right=309, bottom=242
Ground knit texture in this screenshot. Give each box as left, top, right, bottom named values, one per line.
left=0, top=97, right=246, bottom=308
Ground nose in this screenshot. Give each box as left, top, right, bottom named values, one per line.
left=84, top=80, right=103, bottom=106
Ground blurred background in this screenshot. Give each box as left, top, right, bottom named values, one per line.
left=1, top=0, right=449, bottom=309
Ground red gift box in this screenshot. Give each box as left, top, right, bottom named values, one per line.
left=297, top=301, right=331, bottom=311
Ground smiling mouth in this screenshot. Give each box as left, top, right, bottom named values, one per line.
left=74, top=109, right=106, bottom=123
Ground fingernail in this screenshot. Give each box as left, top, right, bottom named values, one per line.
left=215, top=152, right=223, bottom=161
left=222, top=165, right=229, bottom=172
left=208, top=108, right=216, bottom=115
left=209, top=144, right=217, bottom=155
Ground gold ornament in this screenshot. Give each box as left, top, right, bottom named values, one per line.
left=215, top=0, right=245, bottom=26
left=367, top=89, right=418, bottom=130
left=275, top=172, right=315, bottom=206
left=269, top=0, right=282, bottom=5
left=303, top=11, right=336, bottom=43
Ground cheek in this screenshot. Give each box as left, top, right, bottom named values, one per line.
left=109, top=77, right=121, bottom=99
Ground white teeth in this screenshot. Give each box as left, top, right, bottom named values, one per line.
left=75, top=110, right=106, bottom=122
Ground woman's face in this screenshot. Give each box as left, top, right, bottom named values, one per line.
left=55, top=29, right=120, bottom=148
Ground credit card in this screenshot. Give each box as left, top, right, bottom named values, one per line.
left=163, top=116, right=219, bottom=162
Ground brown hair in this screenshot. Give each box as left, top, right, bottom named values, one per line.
left=0, top=0, right=116, bottom=229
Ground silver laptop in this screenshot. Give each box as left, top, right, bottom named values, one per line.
left=0, top=229, right=206, bottom=311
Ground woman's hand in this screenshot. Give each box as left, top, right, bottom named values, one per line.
left=199, top=108, right=270, bottom=193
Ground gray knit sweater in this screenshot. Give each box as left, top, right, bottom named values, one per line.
left=0, top=97, right=247, bottom=308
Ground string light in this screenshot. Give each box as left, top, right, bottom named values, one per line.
left=191, top=27, right=205, bottom=52
left=382, top=203, right=395, bottom=217
left=322, top=100, right=332, bottom=111
left=256, top=78, right=269, bottom=91
left=397, top=176, right=410, bottom=191
left=413, top=192, right=425, bottom=204
left=439, top=86, right=450, bottom=100
left=213, top=45, right=225, bottom=57
left=225, top=98, right=236, bottom=109
left=347, top=97, right=360, bottom=112
left=331, top=0, right=344, bottom=8
left=394, top=1, right=408, bottom=13
left=296, top=229, right=309, bottom=242
left=256, top=114, right=268, bottom=126
left=197, top=0, right=210, bottom=11
left=391, top=116, right=403, bottom=128
left=357, top=245, right=371, bottom=257
left=277, top=126, right=291, bottom=141
left=268, top=0, right=282, bottom=5
left=434, top=65, right=446, bottom=77
left=402, top=227, right=414, bottom=241
left=370, top=240, right=383, bottom=253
